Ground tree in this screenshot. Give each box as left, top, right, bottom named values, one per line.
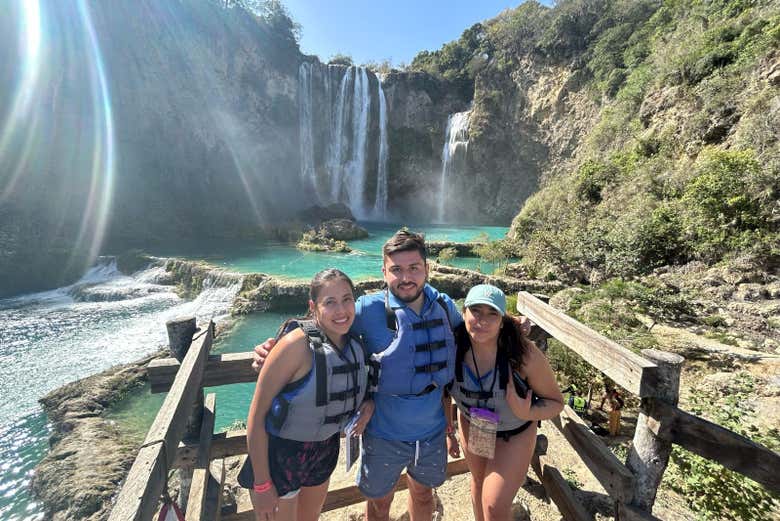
left=239, top=0, right=301, bottom=44
left=329, top=53, right=354, bottom=66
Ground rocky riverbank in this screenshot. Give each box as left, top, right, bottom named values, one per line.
left=32, top=353, right=162, bottom=520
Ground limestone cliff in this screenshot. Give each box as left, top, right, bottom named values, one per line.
left=0, top=0, right=302, bottom=296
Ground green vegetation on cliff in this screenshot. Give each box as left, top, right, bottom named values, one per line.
left=412, top=0, right=779, bottom=281
left=509, top=0, right=779, bottom=281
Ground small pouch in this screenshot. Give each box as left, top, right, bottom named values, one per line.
left=468, top=407, right=499, bottom=458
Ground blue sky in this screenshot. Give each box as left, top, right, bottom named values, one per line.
left=283, top=0, right=553, bottom=66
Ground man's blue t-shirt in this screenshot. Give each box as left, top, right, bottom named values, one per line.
left=351, top=284, right=463, bottom=442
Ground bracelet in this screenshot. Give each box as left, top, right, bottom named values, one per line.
left=253, top=481, right=272, bottom=494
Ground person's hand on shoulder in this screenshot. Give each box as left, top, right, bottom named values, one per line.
left=251, top=337, right=276, bottom=373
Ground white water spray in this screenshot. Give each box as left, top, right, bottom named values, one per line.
left=438, top=111, right=470, bottom=223
left=373, top=81, right=389, bottom=220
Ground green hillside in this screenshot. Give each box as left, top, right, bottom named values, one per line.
left=413, top=0, right=780, bottom=282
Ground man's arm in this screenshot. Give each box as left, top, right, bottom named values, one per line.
left=251, top=337, right=276, bottom=373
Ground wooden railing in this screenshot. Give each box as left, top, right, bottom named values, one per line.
left=515, top=291, right=780, bottom=520
left=110, top=292, right=780, bottom=520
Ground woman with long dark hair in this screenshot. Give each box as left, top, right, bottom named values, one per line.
left=243, top=269, right=374, bottom=521
left=445, top=284, right=563, bottom=521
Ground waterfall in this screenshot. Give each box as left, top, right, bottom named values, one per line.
left=328, top=67, right=351, bottom=203
left=437, top=111, right=471, bottom=223
left=373, top=81, right=389, bottom=220
left=345, top=68, right=369, bottom=216
left=299, top=63, right=389, bottom=220
left=298, top=63, right=318, bottom=202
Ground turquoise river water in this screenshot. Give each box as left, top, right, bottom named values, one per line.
left=0, top=223, right=507, bottom=519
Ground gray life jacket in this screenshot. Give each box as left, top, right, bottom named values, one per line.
left=448, top=347, right=529, bottom=431
left=265, top=320, right=368, bottom=442
left=368, top=289, right=455, bottom=396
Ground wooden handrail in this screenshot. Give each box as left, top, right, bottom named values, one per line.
left=530, top=450, right=591, bottom=521
left=516, top=292, right=660, bottom=397
left=149, top=352, right=256, bottom=393
left=647, top=399, right=780, bottom=492
left=109, top=323, right=213, bottom=521
left=550, top=405, right=634, bottom=502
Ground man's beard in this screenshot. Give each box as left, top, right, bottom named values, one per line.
left=390, top=282, right=425, bottom=303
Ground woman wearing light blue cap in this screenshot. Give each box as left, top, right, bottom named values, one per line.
left=444, top=284, right=563, bottom=521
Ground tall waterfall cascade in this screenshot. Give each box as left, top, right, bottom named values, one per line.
left=438, top=111, right=471, bottom=223
left=298, top=63, right=389, bottom=220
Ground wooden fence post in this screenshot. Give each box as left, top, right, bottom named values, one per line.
left=626, top=349, right=684, bottom=513
left=166, top=316, right=204, bottom=511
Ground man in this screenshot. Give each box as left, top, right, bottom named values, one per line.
left=562, top=384, right=588, bottom=417
left=254, top=229, right=462, bottom=521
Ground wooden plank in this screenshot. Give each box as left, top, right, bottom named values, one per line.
left=647, top=400, right=780, bottom=493
left=202, top=459, right=226, bottom=521
left=150, top=352, right=256, bottom=393
left=143, top=325, right=213, bottom=459
left=185, top=393, right=217, bottom=521
left=550, top=405, right=634, bottom=502
left=516, top=292, right=659, bottom=397
left=223, top=458, right=472, bottom=521
left=532, top=452, right=592, bottom=521
left=107, top=442, right=167, bottom=521
left=175, top=430, right=248, bottom=469
left=110, top=323, right=212, bottom=521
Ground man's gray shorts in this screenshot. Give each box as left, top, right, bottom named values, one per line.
left=357, top=430, right=447, bottom=498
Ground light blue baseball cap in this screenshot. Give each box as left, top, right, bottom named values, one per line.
left=464, top=284, right=506, bottom=315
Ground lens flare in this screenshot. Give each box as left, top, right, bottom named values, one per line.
left=0, top=0, right=42, bottom=201
left=70, top=0, right=115, bottom=265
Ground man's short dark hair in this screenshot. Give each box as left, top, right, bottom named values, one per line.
left=383, top=229, right=427, bottom=261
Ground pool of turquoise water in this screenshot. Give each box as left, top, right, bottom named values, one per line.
left=181, top=223, right=510, bottom=279
left=107, top=312, right=290, bottom=440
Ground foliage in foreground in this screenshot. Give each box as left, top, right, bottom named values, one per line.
left=666, top=372, right=780, bottom=520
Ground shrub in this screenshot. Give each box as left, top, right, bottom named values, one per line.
left=667, top=372, right=780, bottom=520
left=437, top=246, right=457, bottom=265
left=680, top=148, right=772, bottom=260
left=474, top=238, right=516, bottom=271
left=575, top=160, right=615, bottom=204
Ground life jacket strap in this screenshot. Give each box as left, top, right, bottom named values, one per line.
left=457, top=386, right=493, bottom=400
left=384, top=289, right=453, bottom=332
left=415, top=340, right=447, bottom=352
left=324, top=410, right=356, bottom=424
left=415, top=360, right=448, bottom=373
left=329, top=386, right=361, bottom=401
left=332, top=362, right=360, bottom=374
left=412, top=318, right=445, bottom=330
left=314, top=347, right=328, bottom=407
left=414, top=383, right=438, bottom=396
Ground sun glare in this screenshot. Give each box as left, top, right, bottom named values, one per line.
left=71, top=0, right=116, bottom=266
left=0, top=0, right=41, bottom=200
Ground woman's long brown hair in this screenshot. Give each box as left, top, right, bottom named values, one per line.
left=454, top=314, right=532, bottom=370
